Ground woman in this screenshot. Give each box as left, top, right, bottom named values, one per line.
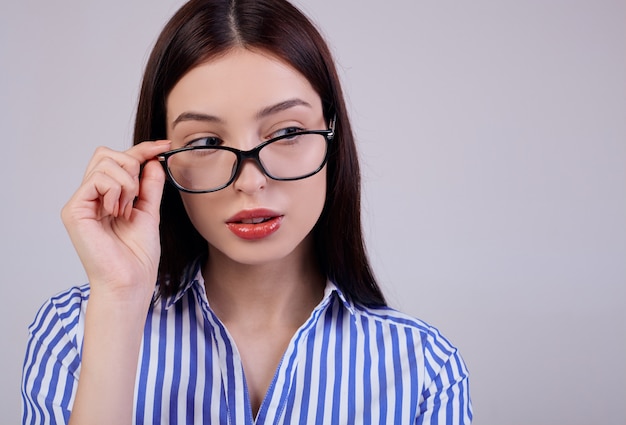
left=21, top=0, right=472, bottom=423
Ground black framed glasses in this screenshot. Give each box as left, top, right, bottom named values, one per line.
left=158, top=117, right=336, bottom=193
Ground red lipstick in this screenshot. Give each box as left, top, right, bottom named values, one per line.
left=226, top=209, right=283, bottom=240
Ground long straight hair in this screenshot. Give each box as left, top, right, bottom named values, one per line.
left=133, top=0, right=386, bottom=307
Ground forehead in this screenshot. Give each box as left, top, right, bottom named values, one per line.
left=166, top=48, right=323, bottom=124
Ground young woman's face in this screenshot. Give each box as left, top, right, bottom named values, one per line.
left=165, top=48, right=327, bottom=266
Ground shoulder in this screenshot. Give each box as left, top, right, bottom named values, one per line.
left=27, top=284, right=90, bottom=351
left=353, top=304, right=456, bottom=350
left=354, top=303, right=472, bottom=411
left=350, top=303, right=469, bottom=379
left=331, top=285, right=460, bottom=359
left=22, top=285, right=90, bottom=422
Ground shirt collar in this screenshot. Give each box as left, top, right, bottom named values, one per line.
left=322, top=280, right=356, bottom=316
left=159, top=258, right=204, bottom=310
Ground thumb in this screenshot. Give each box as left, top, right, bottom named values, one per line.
left=133, top=159, right=166, bottom=218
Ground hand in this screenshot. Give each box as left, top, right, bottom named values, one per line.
left=61, top=140, right=172, bottom=305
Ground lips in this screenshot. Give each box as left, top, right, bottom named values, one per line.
left=226, top=208, right=283, bottom=240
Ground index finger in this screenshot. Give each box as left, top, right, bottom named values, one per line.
left=125, top=140, right=172, bottom=164
left=83, top=140, right=172, bottom=182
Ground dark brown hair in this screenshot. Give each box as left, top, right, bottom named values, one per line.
left=133, top=0, right=386, bottom=307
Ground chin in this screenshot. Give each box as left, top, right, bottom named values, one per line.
left=207, top=232, right=314, bottom=268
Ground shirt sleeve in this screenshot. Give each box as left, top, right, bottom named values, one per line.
left=21, top=288, right=87, bottom=425
left=416, top=342, right=473, bottom=424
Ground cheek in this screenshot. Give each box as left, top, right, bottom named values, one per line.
left=294, top=170, right=327, bottom=226
left=178, top=168, right=327, bottom=247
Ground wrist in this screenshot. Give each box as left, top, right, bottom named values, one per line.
left=86, top=285, right=154, bottom=335
left=88, top=279, right=155, bottom=307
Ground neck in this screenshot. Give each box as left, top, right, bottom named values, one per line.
left=202, top=241, right=325, bottom=330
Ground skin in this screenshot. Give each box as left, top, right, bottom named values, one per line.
left=63, top=47, right=328, bottom=423
left=63, top=141, right=172, bottom=425
left=167, top=48, right=328, bottom=414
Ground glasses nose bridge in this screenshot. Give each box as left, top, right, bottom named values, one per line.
left=233, top=145, right=268, bottom=179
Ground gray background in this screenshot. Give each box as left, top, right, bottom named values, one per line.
left=1, top=0, right=624, bottom=424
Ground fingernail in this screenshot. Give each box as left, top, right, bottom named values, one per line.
left=155, top=140, right=171, bottom=146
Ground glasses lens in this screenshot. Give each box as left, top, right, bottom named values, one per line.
left=259, top=133, right=327, bottom=179
left=167, top=148, right=237, bottom=192
left=165, top=132, right=328, bottom=192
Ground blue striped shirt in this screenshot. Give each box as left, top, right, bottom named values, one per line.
left=22, top=263, right=472, bottom=424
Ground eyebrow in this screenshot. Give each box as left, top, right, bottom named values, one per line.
left=255, top=98, right=312, bottom=119
left=171, top=98, right=312, bottom=129
left=172, top=112, right=223, bottom=128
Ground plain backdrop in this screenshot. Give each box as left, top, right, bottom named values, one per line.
left=1, top=1, right=624, bottom=424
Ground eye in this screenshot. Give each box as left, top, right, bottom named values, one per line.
left=187, top=136, right=223, bottom=148
left=270, top=126, right=304, bottom=139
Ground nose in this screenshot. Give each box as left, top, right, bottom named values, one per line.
left=232, top=158, right=267, bottom=194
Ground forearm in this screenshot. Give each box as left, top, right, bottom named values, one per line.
left=68, top=289, right=151, bottom=425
